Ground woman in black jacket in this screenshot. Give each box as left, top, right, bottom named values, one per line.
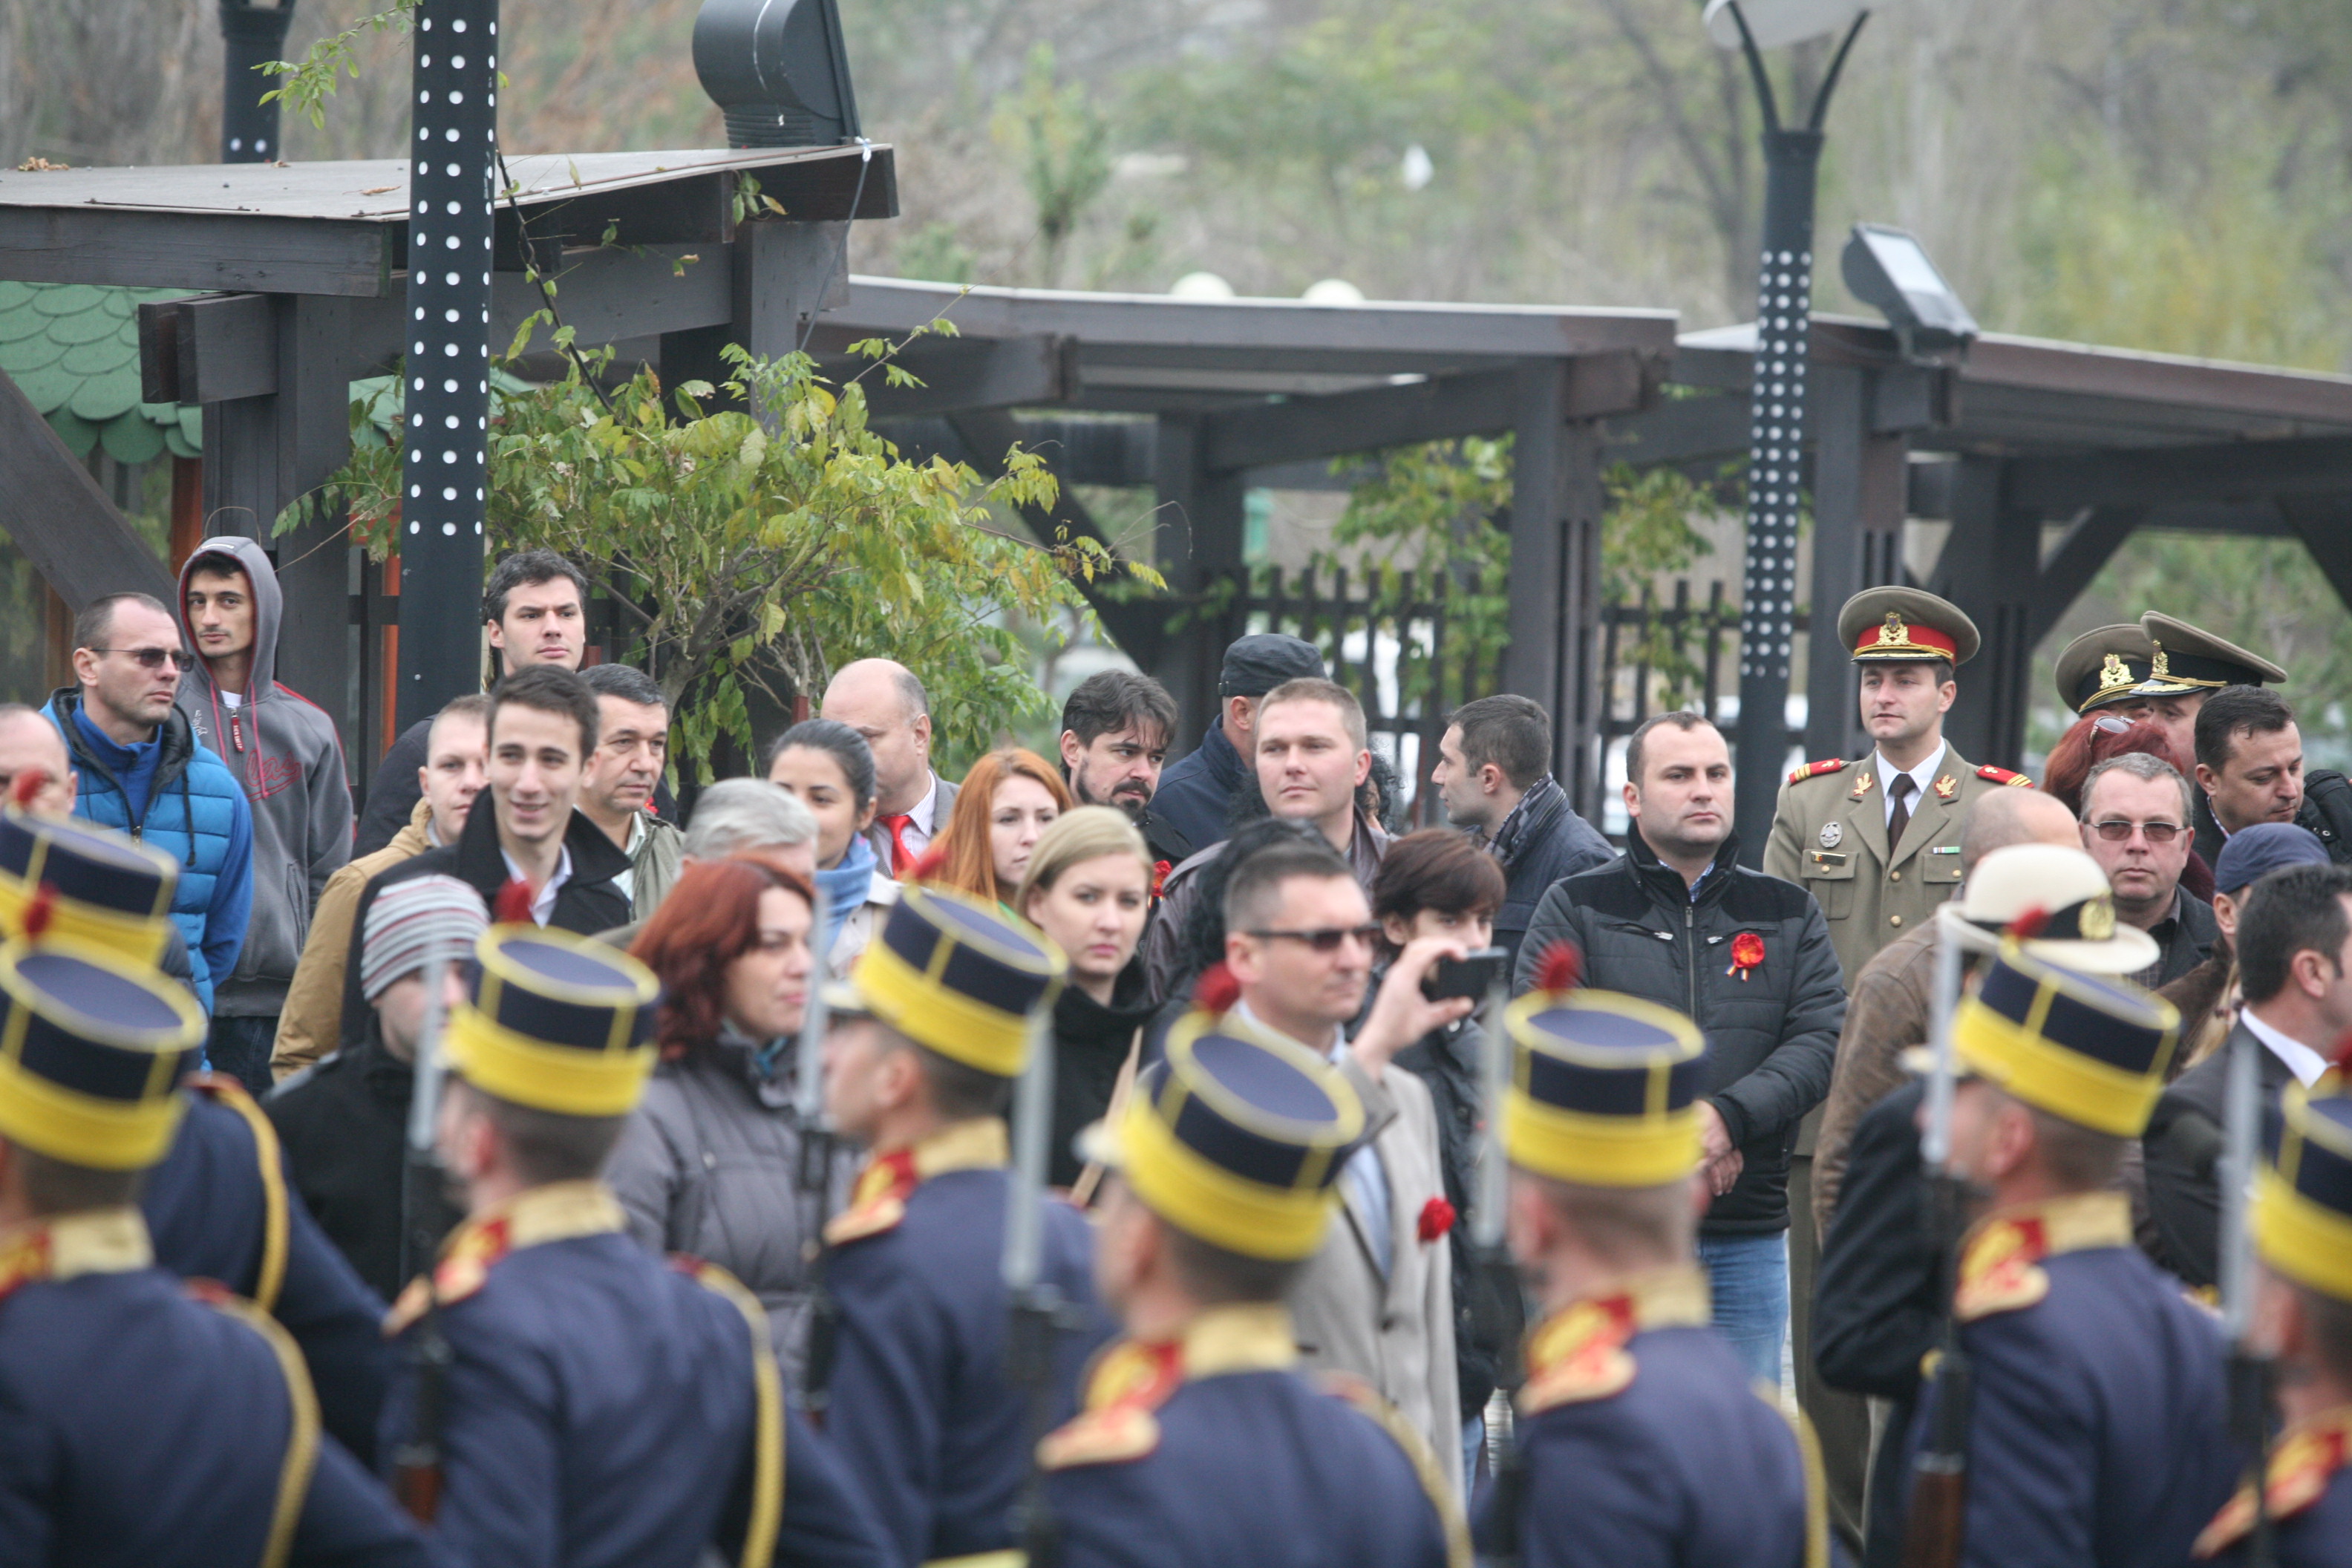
left=1369, top=828, right=1513, bottom=1454
left=1013, top=807, right=1157, bottom=1192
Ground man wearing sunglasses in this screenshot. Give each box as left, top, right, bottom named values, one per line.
left=41, top=592, right=252, bottom=1018
left=2077, top=751, right=2217, bottom=988
left=1221, top=830, right=1477, bottom=1484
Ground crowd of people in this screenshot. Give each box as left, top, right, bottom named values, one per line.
left=0, top=543, right=2347, bottom=1568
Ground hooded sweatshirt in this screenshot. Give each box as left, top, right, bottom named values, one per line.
left=175, top=538, right=354, bottom=1016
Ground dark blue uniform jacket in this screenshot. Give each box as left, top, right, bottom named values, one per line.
left=1042, top=1306, right=1459, bottom=1568
left=2201, top=1406, right=2352, bottom=1568
left=1475, top=1272, right=1817, bottom=1568
left=0, top=1212, right=435, bottom=1568
left=378, top=1184, right=891, bottom=1568
left=823, top=1126, right=1107, bottom=1567
left=144, top=1080, right=394, bottom=1464
left=1894, top=1195, right=2240, bottom=1568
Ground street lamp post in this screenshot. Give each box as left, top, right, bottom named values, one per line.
left=1704, top=0, right=1871, bottom=864
left=219, top=1, right=296, bottom=163
left=396, top=0, right=501, bottom=727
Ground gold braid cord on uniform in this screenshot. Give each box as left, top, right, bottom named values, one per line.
left=194, top=1074, right=290, bottom=1313
left=1317, top=1373, right=1474, bottom=1568
left=197, top=1287, right=319, bottom=1568
left=685, top=1260, right=785, bottom=1568
left=1763, top=1389, right=1832, bottom=1568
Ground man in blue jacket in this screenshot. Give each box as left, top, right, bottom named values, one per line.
left=44, top=592, right=252, bottom=1016
left=1152, top=634, right=1324, bottom=854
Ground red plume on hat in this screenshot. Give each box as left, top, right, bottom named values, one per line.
left=1192, top=961, right=1241, bottom=1016
left=2004, top=906, right=2051, bottom=942
left=1532, top=939, right=1582, bottom=994
left=16, top=881, right=57, bottom=942
left=491, top=878, right=536, bottom=927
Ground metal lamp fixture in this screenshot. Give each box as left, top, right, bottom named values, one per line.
left=1843, top=222, right=1979, bottom=362
left=1701, top=0, right=1881, bottom=862
left=218, top=0, right=297, bottom=163
left=693, top=0, right=861, bottom=149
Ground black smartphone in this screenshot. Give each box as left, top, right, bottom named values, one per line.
left=1423, top=947, right=1509, bottom=1001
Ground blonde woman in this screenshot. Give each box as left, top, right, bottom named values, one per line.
left=1014, top=806, right=1155, bottom=1190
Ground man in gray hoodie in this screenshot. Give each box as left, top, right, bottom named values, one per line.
left=177, top=537, right=353, bottom=1094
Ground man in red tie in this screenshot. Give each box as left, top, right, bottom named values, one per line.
left=823, top=658, right=958, bottom=876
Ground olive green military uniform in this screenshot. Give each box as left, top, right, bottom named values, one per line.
left=1763, top=587, right=2031, bottom=987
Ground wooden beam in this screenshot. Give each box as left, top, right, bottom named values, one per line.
left=1938, top=457, right=2035, bottom=768
left=846, top=335, right=1078, bottom=420
left=2028, top=507, right=2143, bottom=647
left=0, top=209, right=391, bottom=295
left=1199, top=369, right=1518, bottom=474
left=2005, top=434, right=2352, bottom=515
left=1597, top=392, right=1751, bottom=466
left=0, top=370, right=174, bottom=610
left=1806, top=368, right=1911, bottom=760
left=2282, top=499, right=2352, bottom=620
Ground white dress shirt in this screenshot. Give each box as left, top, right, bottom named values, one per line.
left=500, top=844, right=573, bottom=927
left=1875, top=742, right=1949, bottom=828
left=2238, top=1005, right=2330, bottom=1087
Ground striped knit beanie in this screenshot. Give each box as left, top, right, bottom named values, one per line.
left=362, top=874, right=489, bottom=1002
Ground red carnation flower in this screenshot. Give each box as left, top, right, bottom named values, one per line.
left=1727, top=932, right=1765, bottom=981
left=1152, top=860, right=1172, bottom=898
left=1417, top=1196, right=1457, bottom=1243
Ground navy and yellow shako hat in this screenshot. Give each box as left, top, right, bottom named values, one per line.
left=2255, top=1085, right=2352, bottom=1304
left=1952, top=944, right=2179, bottom=1137
left=1503, top=988, right=1708, bottom=1187
left=1084, top=1010, right=1364, bottom=1260
left=845, top=885, right=1066, bottom=1078
left=0, top=934, right=206, bottom=1170
left=0, top=808, right=175, bottom=963
left=443, top=925, right=662, bottom=1118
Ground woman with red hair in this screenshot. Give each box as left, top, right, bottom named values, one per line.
left=921, top=747, right=1073, bottom=912
left=2042, top=712, right=2214, bottom=902
left=607, top=857, right=845, bottom=1389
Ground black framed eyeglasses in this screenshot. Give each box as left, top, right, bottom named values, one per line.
left=2088, top=819, right=2185, bottom=845
left=1245, top=924, right=1382, bottom=953
left=94, top=646, right=195, bottom=671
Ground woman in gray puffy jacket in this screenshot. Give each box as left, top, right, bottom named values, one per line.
left=611, top=855, right=852, bottom=1392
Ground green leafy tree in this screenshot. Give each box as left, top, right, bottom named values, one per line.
left=993, top=45, right=1114, bottom=289
left=297, top=331, right=1150, bottom=780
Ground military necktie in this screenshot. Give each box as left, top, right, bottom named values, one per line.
left=1887, top=772, right=1916, bottom=852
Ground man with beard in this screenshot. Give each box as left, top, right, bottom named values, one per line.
left=1059, top=669, right=1190, bottom=869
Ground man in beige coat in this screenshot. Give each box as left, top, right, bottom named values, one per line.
left=270, top=696, right=487, bottom=1078
left=1218, top=832, right=1469, bottom=1491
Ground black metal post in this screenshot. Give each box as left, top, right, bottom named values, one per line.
left=220, top=2, right=296, bottom=163
left=396, top=0, right=500, bottom=728
left=1726, top=4, right=1867, bottom=865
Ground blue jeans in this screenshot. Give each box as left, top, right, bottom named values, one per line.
left=206, top=1014, right=279, bottom=1100
left=1696, top=1230, right=1788, bottom=1390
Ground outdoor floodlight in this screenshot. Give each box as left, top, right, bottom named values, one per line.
left=693, top=0, right=862, bottom=149
left=1842, top=223, right=1979, bottom=359
left=1703, top=0, right=1871, bottom=51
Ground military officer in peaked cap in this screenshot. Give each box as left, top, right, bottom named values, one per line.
left=0, top=799, right=393, bottom=1463
left=1889, top=945, right=2238, bottom=1567
left=1037, top=1009, right=1467, bottom=1568
left=2052, top=615, right=2289, bottom=774
left=1475, top=976, right=1823, bottom=1568
left=817, top=885, right=1110, bottom=1568
left=0, top=921, right=438, bottom=1564
left=2194, top=1078, right=2352, bottom=1566
left=1766, top=587, right=2031, bottom=988
left=379, top=921, right=892, bottom=1568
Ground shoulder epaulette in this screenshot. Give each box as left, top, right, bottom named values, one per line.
left=382, top=1212, right=515, bottom=1335
left=1976, top=765, right=2034, bottom=789
left=1518, top=1299, right=1638, bottom=1412
left=1954, top=1215, right=2051, bottom=1322
left=822, top=1150, right=921, bottom=1247
left=0, top=1225, right=47, bottom=1305
left=184, top=1071, right=290, bottom=1314
left=1039, top=1338, right=1180, bottom=1471
left=1319, top=1373, right=1474, bottom=1568
left=1786, top=757, right=1849, bottom=786
left=2195, top=1408, right=2352, bottom=1558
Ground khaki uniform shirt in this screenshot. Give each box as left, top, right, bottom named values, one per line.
left=1763, top=742, right=2030, bottom=988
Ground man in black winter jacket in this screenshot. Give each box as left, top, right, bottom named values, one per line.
left=1512, top=710, right=1846, bottom=1385
left=1431, top=694, right=1613, bottom=969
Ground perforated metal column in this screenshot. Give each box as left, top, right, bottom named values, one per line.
left=1731, top=125, right=1823, bottom=860
left=396, top=0, right=499, bottom=727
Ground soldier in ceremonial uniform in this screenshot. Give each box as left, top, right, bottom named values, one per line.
left=1892, top=944, right=2238, bottom=1567
left=1765, top=587, right=2029, bottom=988
left=0, top=923, right=436, bottom=1565
left=1038, top=1008, right=1467, bottom=1568
left=817, top=885, right=1107, bottom=1568
left=2193, top=1078, right=2352, bottom=1567
left=380, top=922, right=892, bottom=1568
left=0, top=799, right=391, bottom=1463
left=1476, top=978, right=1823, bottom=1568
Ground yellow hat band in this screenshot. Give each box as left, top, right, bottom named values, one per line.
left=442, top=1003, right=654, bottom=1118
left=853, top=931, right=1030, bottom=1078
left=0, top=875, right=167, bottom=964
left=0, top=1050, right=188, bottom=1170
left=1952, top=995, right=2161, bottom=1138
left=1119, top=1091, right=1339, bottom=1261
left=1503, top=1088, right=1701, bottom=1188
left=2255, top=1166, right=2352, bottom=1303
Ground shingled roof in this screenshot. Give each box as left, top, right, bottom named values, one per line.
left=0, top=282, right=199, bottom=463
